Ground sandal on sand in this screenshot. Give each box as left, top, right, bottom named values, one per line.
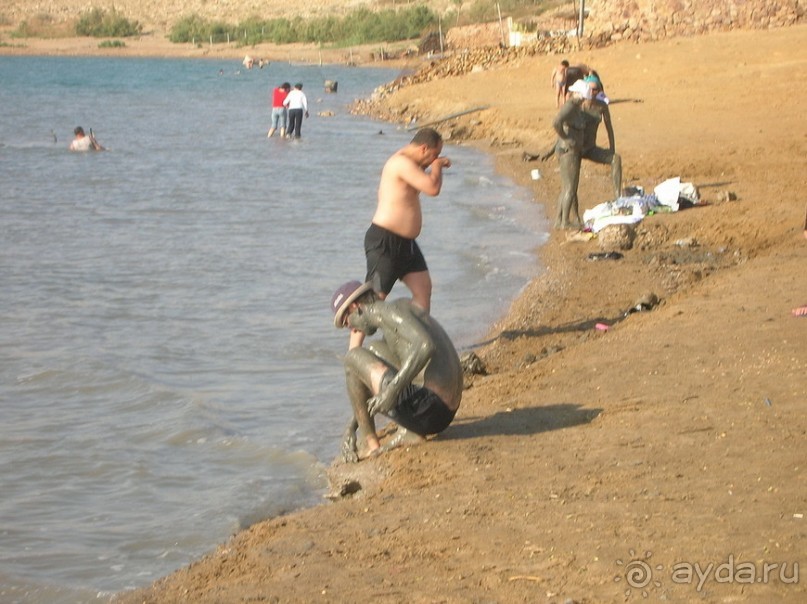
left=792, top=306, right=807, bottom=317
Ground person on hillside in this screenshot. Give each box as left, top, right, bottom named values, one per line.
left=69, top=126, right=104, bottom=152
left=551, top=59, right=570, bottom=108
left=283, top=83, right=308, bottom=139
left=330, top=280, right=463, bottom=462
left=267, top=82, right=291, bottom=138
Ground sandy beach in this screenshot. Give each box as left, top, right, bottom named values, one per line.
left=6, top=24, right=806, bottom=603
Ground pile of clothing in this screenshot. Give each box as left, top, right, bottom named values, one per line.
left=583, top=177, right=700, bottom=233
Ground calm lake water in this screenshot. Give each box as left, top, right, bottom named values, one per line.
left=0, top=55, right=549, bottom=602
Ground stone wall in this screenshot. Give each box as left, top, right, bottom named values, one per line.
left=445, top=0, right=802, bottom=50
left=583, top=0, right=803, bottom=44
left=445, top=22, right=506, bottom=49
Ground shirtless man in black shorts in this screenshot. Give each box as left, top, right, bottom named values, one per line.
left=351, top=128, right=451, bottom=350
left=331, top=280, right=463, bottom=462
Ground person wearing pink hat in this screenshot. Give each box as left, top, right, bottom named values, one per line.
left=330, top=280, right=463, bottom=462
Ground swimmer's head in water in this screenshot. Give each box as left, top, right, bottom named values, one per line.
left=331, top=280, right=374, bottom=328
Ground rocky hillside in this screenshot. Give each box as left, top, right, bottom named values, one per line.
left=2, top=0, right=801, bottom=45
left=1, top=0, right=453, bottom=31
left=584, top=0, right=802, bottom=43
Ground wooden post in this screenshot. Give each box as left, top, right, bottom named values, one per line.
left=439, top=17, right=444, bottom=54
left=497, top=3, right=505, bottom=47
left=578, top=0, right=585, bottom=38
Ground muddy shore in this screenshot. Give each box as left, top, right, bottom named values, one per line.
left=6, top=26, right=806, bottom=603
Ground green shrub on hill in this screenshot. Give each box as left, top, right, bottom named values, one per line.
left=11, top=13, right=74, bottom=38
left=75, top=8, right=142, bottom=37
left=169, top=5, right=437, bottom=46
left=98, top=39, right=126, bottom=48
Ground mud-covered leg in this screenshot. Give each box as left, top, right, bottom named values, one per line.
left=556, top=149, right=581, bottom=229
left=611, top=152, right=623, bottom=198
left=570, top=192, right=582, bottom=229
left=367, top=340, right=401, bottom=368
left=379, top=427, right=426, bottom=453
left=343, top=347, right=395, bottom=461
left=340, top=418, right=359, bottom=463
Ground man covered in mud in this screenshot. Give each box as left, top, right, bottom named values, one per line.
left=579, top=78, right=622, bottom=199
left=330, top=280, right=463, bottom=462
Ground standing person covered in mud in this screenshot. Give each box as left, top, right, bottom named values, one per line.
left=550, top=79, right=591, bottom=229
left=331, top=280, right=463, bottom=462
left=580, top=78, right=622, bottom=199
left=350, top=127, right=451, bottom=350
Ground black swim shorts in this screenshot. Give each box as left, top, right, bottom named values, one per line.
left=364, top=223, right=428, bottom=295
left=384, top=381, right=456, bottom=436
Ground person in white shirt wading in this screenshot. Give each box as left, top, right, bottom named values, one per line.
left=283, top=83, right=309, bottom=139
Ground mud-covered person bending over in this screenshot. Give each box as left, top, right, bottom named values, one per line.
left=331, top=281, right=463, bottom=462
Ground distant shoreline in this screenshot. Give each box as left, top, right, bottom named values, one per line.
left=0, top=32, right=419, bottom=69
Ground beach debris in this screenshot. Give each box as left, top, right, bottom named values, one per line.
left=595, top=323, right=610, bottom=331
left=626, top=292, right=660, bottom=315
left=405, top=105, right=490, bottom=131
left=588, top=251, right=623, bottom=261
left=563, top=230, right=596, bottom=244
left=675, top=237, right=699, bottom=248
left=324, top=80, right=338, bottom=93
left=598, top=223, right=636, bottom=251
left=715, top=190, right=737, bottom=203
left=461, top=351, right=487, bottom=376
left=324, top=479, right=362, bottom=501
left=764, top=397, right=772, bottom=407
left=508, top=575, right=543, bottom=583
left=317, top=110, right=335, bottom=117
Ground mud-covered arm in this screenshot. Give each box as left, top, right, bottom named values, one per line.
left=367, top=309, right=435, bottom=416
left=540, top=142, right=556, bottom=161
left=552, top=102, right=577, bottom=148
